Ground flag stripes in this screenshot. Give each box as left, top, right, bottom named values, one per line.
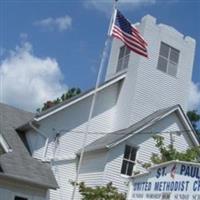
left=110, top=9, right=148, bottom=58
left=113, top=26, right=147, bottom=51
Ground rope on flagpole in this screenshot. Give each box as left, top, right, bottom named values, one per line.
left=71, top=1, right=118, bottom=199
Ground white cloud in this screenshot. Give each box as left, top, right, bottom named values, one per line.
left=34, top=15, right=72, bottom=32
left=0, top=42, right=67, bottom=112
left=84, top=0, right=156, bottom=14
left=20, top=33, right=28, bottom=41
left=188, top=81, right=200, bottom=110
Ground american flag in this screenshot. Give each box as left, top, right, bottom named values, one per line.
left=170, top=164, right=176, bottom=179
left=110, top=9, right=148, bottom=58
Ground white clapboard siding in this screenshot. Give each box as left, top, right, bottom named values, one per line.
left=101, top=112, right=194, bottom=193
left=49, top=159, right=77, bottom=200
left=79, top=150, right=108, bottom=187
left=51, top=106, right=116, bottom=159
left=27, top=80, right=121, bottom=160
left=24, top=14, right=197, bottom=200
left=105, top=15, right=195, bottom=130
left=26, top=81, right=121, bottom=199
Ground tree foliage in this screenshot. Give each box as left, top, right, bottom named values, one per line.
left=75, top=182, right=126, bottom=200
left=150, top=135, right=200, bottom=165
left=187, top=110, right=200, bottom=132
left=36, top=87, right=81, bottom=112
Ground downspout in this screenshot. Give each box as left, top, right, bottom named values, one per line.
left=28, top=121, right=49, bottom=160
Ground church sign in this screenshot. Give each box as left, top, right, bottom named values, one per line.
left=127, top=161, right=200, bottom=200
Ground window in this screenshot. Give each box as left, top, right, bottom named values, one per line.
left=121, top=145, right=137, bottom=176
left=116, top=45, right=130, bottom=72
left=157, top=42, right=180, bottom=77
left=14, top=197, right=28, bottom=200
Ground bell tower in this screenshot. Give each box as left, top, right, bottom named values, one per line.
left=105, top=15, right=196, bottom=130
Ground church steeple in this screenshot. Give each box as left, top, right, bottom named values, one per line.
left=105, top=15, right=196, bottom=130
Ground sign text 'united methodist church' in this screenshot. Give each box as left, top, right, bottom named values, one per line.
left=127, top=161, right=200, bottom=200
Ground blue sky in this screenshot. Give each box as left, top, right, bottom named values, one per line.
left=0, top=0, right=200, bottom=112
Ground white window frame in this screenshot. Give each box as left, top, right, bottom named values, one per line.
left=116, top=45, right=130, bottom=73
left=121, top=145, right=137, bottom=176
left=157, top=42, right=180, bottom=77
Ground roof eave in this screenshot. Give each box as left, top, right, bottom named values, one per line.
left=175, top=106, right=199, bottom=146
left=0, top=172, right=59, bottom=190
left=34, top=73, right=126, bottom=122
left=16, top=73, right=126, bottom=131
left=108, top=105, right=199, bottom=149
left=16, top=120, right=39, bottom=132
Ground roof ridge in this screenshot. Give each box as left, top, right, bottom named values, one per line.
left=79, top=104, right=185, bottom=153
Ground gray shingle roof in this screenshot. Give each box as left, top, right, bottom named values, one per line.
left=81, top=105, right=184, bottom=153
left=0, top=103, right=58, bottom=189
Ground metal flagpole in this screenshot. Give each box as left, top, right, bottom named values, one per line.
left=71, top=1, right=117, bottom=199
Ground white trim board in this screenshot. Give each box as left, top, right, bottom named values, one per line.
left=108, top=105, right=199, bottom=149
left=35, top=73, right=126, bottom=122
left=0, top=134, right=12, bottom=153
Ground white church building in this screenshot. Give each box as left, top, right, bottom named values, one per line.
left=17, top=14, right=199, bottom=199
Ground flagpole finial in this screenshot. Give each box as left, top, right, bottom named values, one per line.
left=107, top=0, right=117, bottom=36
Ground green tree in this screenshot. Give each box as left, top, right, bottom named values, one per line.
left=75, top=182, right=126, bottom=200
left=187, top=110, right=200, bottom=132
left=150, top=135, right=200, bottom=165
left=61, top=87, right=81, bottom=101
left=37, top=87, right=81, bottom=112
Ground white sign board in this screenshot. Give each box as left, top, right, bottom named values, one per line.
left=127, top=161, right=200, bottom=200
